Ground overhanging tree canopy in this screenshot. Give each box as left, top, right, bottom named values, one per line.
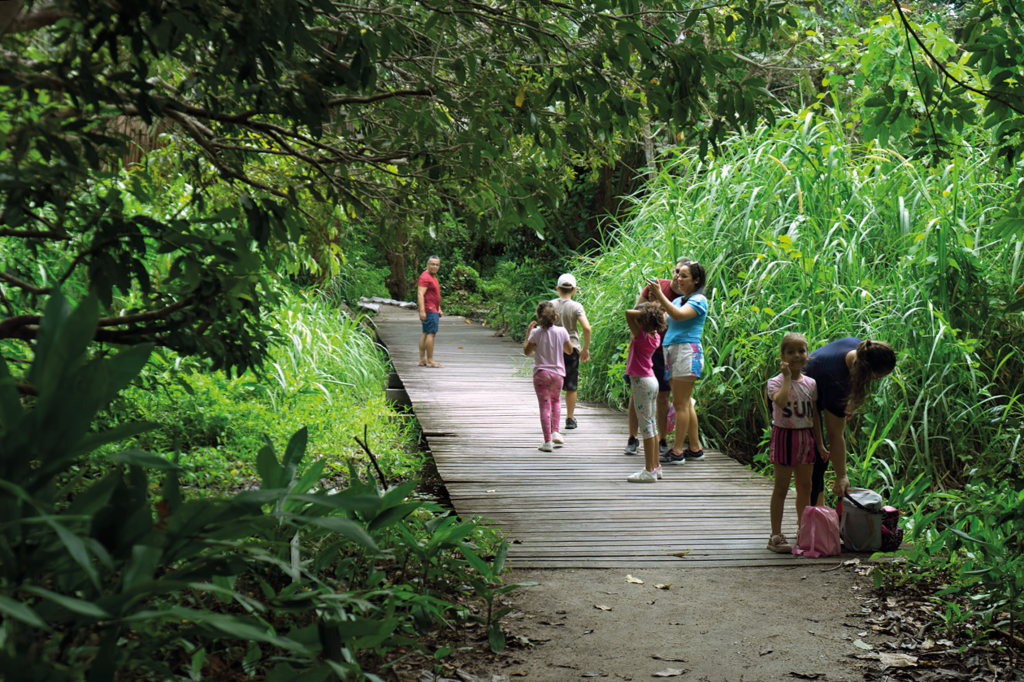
left=1, top=0, right=796, bottom=376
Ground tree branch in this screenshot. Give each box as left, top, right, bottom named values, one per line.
left=0, top=272, right=51, bottom=295
left=5, top=6, right=72, bottom=34
left=0, top=228, right=72, bottom=240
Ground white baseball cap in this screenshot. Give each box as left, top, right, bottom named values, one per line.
left=556, top=273, right=577, bottom=290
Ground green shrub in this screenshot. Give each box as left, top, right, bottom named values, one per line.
left=106, top=288, right=421, bottom=491
left=0, top=292, right=532, bottom=681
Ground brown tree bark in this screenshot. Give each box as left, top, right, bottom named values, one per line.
left=383, top=221, right=409, bottom=300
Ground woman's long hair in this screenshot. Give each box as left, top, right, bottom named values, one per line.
left=536, top=300, right=557, bottom=329
left=846, top=339, right=897, bottom=415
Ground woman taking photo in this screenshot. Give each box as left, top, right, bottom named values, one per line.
left=646, top=260, right=708, bottom=466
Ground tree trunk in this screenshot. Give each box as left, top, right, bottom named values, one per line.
left=384, top=221, right=409, bottom=301
left=0, top=0, right=26, bottom=36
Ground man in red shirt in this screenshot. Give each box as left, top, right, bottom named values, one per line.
left=417, top=255, right=443, bottom=367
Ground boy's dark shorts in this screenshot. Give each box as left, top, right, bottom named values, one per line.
left=422, top=312, right=440, bottom=335
left=563, top=348, right=580, bottom=392
left=622, top=346, right=670, bottom=393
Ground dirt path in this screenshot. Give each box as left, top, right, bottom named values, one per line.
left=485, top=563, right=875, bottom=681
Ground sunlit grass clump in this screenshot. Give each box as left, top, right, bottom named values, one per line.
left=116, top=288, right=417, bottom=489
left=577, top=110, right=1024, bottom=491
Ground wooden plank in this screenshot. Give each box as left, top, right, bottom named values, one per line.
left=372, top=306, right=806, bottom=568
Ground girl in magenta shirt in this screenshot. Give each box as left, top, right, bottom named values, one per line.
left=624, top=303, right=668, bottom=483
left=524, top=301, right=573, bottom=452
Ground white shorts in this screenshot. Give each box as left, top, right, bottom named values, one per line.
left=665, top=342, right=704, bottom=380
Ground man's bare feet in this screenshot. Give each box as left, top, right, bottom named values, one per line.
left=426, top=362, right=444, bottom=368
left=418, top=361, right=427, bottom=366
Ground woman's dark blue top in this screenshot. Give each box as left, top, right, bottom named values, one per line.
left=803, top=337, right=861, bottom=418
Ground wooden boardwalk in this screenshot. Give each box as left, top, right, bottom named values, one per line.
left=371, top=305, right=821, bottom=568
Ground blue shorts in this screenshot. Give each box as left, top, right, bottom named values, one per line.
left=422, top=312, right=440, bottom=335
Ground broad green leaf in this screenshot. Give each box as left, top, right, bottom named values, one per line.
left=123, top=545, right=163, bottom=590
left=109, top=448, right=179, bottom=470
left=24, top=586, right=111, bottom=618
left=301, top=517, right=378, bottom=551
left=0, top=595, right=50, bottom=630
left=282, top=427, right=309, bottom=481
left=256, top=444, right=282, bottom=490
left=488, top=621, right=505, bottom=653
left=367, top=501, right=422, bottom=532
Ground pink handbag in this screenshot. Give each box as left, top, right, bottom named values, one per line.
left=792, top=506, right=841, bottom=558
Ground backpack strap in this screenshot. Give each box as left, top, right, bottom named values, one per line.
left=843, top=492, right=883, bottom=514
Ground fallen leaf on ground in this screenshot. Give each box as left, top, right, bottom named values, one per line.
left=654, top=584, right=670, bottom=590
left=787, top=673, right=824, bottom=680
left=879, top=653, right=918, bottom=668
left=760, top=648, right=773, bottom=656
left=653, top=669, right=687, bottom=677
left=581, top=674, right=606, bottom=678
left=651, top=655, right=687, bottom=662
left=670, top=551, right=690, bottom=558
left=594, top=605, right=611, bottom=611
left=625, top=575, right=644, bottom=584
left=853, top=639, right=873, bottom=650
left=485, top=490, right=496, bottom=493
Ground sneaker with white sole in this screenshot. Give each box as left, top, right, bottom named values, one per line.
left=552, top=432, right=564, bottom=445
left=538, top=441, right=553, bottom=452
left=624, top=438, right=640, bottom=455
left=627, top=468, right=658, bottom=483
left=685, top=448, right=705, bottom=461
left=659, top=440, right=672, bottom=457
left=655, top=465, right=663, bottom=480
left=659, top=450, right=686, bottom=465
left=565, top=417, right=578, bottom=430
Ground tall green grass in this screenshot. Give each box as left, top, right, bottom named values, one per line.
left=576, top=109, right=1024, bottom=491
left=112, top=288, right=417, bottom=489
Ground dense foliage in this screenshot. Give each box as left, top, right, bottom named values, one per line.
left=572, top=107, right=1024, bottom=639
left=0, top=293, right=528, bottom=681
left=0, top=0, right=798, bottom=367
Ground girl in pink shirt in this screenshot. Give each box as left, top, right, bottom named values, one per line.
left=624, top=303, right=668, bottom=483
left=524, top=301, right=573, bottom=452
left=766, top=332, right=829, bottom=552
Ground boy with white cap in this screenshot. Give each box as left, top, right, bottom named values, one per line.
left=550, top=274, right=592, bottom=430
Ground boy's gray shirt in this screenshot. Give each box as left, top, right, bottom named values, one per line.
left=550, top=297, right=585, bottom=351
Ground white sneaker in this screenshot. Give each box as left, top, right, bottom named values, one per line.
left=552, top=432, right=564, bottom=445
left=627, top=468, right=658, bottom=483
left=655, top=465, right=663, bottom=480
left=538, top=441, right=554, bottom=452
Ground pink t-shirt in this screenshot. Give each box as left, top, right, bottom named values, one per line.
left=767, top=373, right=817, bottom=429
left=529, top=325, right=570, bottom=376
left=626, top=331, right=661, bottom=377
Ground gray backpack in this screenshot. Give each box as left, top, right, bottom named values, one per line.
left=840, top=488, right=884, bottom=552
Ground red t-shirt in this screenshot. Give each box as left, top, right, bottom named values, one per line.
left=639, top=278, right=676, bottom=302
left=418, top=271, right=441, bottom=313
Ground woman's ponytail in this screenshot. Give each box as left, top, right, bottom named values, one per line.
left=846, top=339, right=896, bottom=415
